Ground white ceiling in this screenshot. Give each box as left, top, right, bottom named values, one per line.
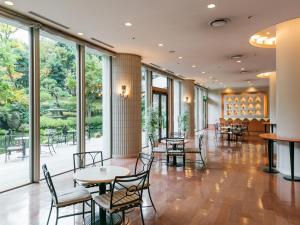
left=3, top=0, right=300, bottom=89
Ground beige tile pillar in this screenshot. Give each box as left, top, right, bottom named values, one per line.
left=111, top=53, right=142, bottom=158
left=182, top=79, right=195, bottom=137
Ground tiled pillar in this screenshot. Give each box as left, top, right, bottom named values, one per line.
left=111, top=53, right=142, bottom=158
left=276, top=18, right=300, bottom=176
left=182, top=79, right=195, bottom=137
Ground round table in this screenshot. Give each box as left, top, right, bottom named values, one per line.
left=74, top=166, right=130, bottom=225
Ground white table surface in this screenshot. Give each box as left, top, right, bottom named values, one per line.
left=161, top=139, right=189, bottom=144
left=73, top=166, right=131, bottom=184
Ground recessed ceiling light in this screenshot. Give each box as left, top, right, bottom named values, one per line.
left=178, top=56, right=183, bottom=59
left=192, top=65, right=197, bottom=68
left=202, top=71, right=206, bottom=74
left=158, top=43, right=164, bottom=47
left=209, top=76, right=213, bottom=79
left=124, top=22, right=132, bottom=27
left=77, top=32, right=84, bottom=36
left=236, top=60, right=242, bottom=63
left=241, top=67, right=245, bottom=70
left=4, top=1, right=14, bottom=5
left=207, top=3, right=216, bottom=9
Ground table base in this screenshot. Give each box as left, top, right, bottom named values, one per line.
left=85, top=212, right=122, bottom=225
left=262, top=167, right=279, bottom=174
left=283, top=175, right=300, bottom=182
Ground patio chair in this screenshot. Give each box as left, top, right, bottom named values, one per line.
left=166, top=138, right=185, bottom=167
left=169, top=131, right=185, bottom=138
left=93, top=171, right=148, bottom=225
left=41, top=130, right=56, bottom=156
left=42, top=164, right=92, bottom=225
left=4, top=133, right=26, bottom=162
left=149, top=134, right=166, bottom=162
left=185, top=134, right=206, bottom=167
left=134, top=152, right=156, bottom=211
left=73, top=151, right=110, bottom=192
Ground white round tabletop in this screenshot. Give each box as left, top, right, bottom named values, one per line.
left=73, top=166, right=131, bottom=184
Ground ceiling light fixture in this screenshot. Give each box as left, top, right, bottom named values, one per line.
left=158, top=43, right=164, bottom=47
left=202, top=71, right=206, bottom=74
left=236, top=60, right=242, bottom=63
left=207, top=3, right=216, bottom=9
left=77, top=32, right=84, bottom=36
left=241, top=67, right=245, bottom=70
left=4, top=1, right=14, bottom=6
left=209, top=18, right=231, bottom=28
left=192, top=65, right=197, bottom=68
left=124, top=22, right=132, bottom=27
left=178, top=56, right=183, bottom=59
left=256, top=72, right=274, bottom=79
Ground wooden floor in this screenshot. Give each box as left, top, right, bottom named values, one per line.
left=1, top=130, right=300, bottom=225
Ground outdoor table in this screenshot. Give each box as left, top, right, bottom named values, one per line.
left=162, top=138, right=188, bottom=166
left=259, top=133, right=300, bottom=181
left=262, top=122, right=276, bottom=133
left=73, top=166, right=131, bottom=225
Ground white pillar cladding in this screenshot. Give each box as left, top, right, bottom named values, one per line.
left=269, top=72, right=277, bottom=124
left=111, top=53, right=142, bottom=158
left=276, top=18, right=300, bottom=176
left=182, top=79, right=195, bottom=137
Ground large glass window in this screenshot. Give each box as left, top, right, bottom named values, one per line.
left=84, top=48, right=106, bottom=158
left=0, top=20, right=30, bottom=192
left=173, top=80, right=182, bottom=132
left=39, top=32, right=77, bottom=176
left=141, top=68, right=147, bottom=147
left=152, top=73, right=167, bottom=89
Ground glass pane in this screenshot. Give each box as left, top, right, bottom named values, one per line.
left=141, top=68, right=147, bottom=147
left=39, top=32, right=77, bottom=176
left=152, top=73, right=167, bottom=89
left=152, top=94, right=160, bottom=138
left=173, top=80, right=181, bottom=132
left=0, top=20, right=30, bottom=192
left=161, top=95, right=167, bottom=138
left=85, top=48, right=106, bottom=160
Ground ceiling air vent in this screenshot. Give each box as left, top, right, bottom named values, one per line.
left=209, top=18, right=231, bottom=28
left=91, top=38, right=114, bottom=48
left=231, top=55, right=243, bottom=60
left=28, top=11, right=70, bottom=29
left=240, top=70, right=248, bottom=74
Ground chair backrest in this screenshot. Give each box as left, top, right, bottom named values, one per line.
left=199, top=134, right=204, bottom=149
left=134, top=153, right=154, bottom=175
left=110, top=171, right=148, bottom=209
left=42, top=164, right=58, bottom=205
left=169, top=132, right=185, bottom=139
left=5, top=133, right=25, bottom=149
left=73, top=151, right=103, bottom=173
left=165, top=138, right=185, bottom=152
left=148, top=134, right=155, bottom=150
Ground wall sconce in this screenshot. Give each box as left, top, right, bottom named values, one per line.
left=120, top=85, right=128, bottom=98
left=185, top=96, right=189, bottom=103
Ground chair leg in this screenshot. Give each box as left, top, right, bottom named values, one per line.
left=82, top=202, right=85, bottom=220
left=199, top=152, right=205, bottom=167
left=55, top=208, right=59, bottom=225
left=122, top=211, right=125, bottom=224
left=46, top=201, right=53, bottom=225
left=147, top=188, right=157, bottom=212
left=139, top=205, right=145, bottom=225
left=110, top=213, right=113, bottom=225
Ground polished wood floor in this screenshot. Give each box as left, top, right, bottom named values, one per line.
left=1, top=130, right=300, bottom=225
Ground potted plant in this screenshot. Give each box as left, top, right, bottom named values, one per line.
left=180, top=111, right=190, bottom=138
left=146, top=106, right=160, bottom=146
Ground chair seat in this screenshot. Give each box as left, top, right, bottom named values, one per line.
left=94, top=190, right=141, bottom=213
left=167, top=150, right=185, bottom=155
left=7, top=146, right=23, bottom=151
left=152, top=147, right=165, bottom=153
left=115, top=179, right=150, bottom=191
left=55, top=187, right=92, bottom=207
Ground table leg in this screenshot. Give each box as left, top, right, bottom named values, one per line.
left=263, top=139, right=279, bottom=173
left=283, top=142, right=300, bottom=182
left=271, top=125, right=274, bottom=133
left=264, top=125, right=267, bottom=133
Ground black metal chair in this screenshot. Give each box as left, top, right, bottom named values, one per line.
left=134, top=153, right=156, bottom=211
left=41, top=130, right=56, bottom=156
left=73, top=151, right=110, bottom=192
left=169, top=132, right=185, bottom=139
left=4, top=133, right=26, bottom=162
left=42, top=164, right=92, bottom=225
left=166, top=138, right=185, bottom=167
left=185, top=134, right=206, bottom=167
left=93, top=171, right=148, bottom=225
left=148, top=134, right=166, bottom=162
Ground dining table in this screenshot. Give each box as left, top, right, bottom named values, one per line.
left=73, top=165, right=131, bottom=225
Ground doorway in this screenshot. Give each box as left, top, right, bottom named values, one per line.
left=152, top=92, right=168, bottom=141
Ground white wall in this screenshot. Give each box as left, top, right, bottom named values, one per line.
left=208, top=89, right=222, bottom=125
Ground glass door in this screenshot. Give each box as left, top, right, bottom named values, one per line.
left=152, top=92, right=168, bottom=141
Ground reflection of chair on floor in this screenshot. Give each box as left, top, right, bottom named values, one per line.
left=4, top=133, right=26, bottom=162
left=41, top=131, right=56, bottom=155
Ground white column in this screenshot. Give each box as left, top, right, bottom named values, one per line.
left=276, top=18, right=300, bottom=176
left=111, top=53, right=142, bottom=158
left=182, top=79, right=195, bottom=137
left=269, top=72, right=276, bottom=124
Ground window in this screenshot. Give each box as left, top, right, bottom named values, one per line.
left=39, top=32, right=77, bottom=176
left=141, top=67, right=147, bottom=147
left=0, top=19, right=30, bottom=192
left=173, top=80, right=182, bottom=132
left=152, top=73, right=167, bottom=89
left=85, top=48, right=106, bottom=158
